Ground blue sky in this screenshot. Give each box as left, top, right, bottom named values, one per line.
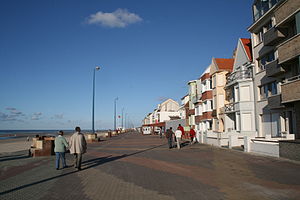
left=0, top=0, right=253, bottom=130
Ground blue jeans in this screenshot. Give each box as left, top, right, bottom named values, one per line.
left=167, top=137, right=173, bottom=148
left=55, top=152, right=66, bottom=169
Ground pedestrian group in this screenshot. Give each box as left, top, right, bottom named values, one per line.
left=165, top=124, right=196, bottom=149
left=54, top=126, right=87, bottom=171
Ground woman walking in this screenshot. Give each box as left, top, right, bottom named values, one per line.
left=54, top=130, right=69, bottom=170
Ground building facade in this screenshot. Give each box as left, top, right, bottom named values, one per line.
left=210, top=58, right=234, bottom=133
left=223, top=38, right=257, bottom=137
left=248, top=0, right=299, bottom=139
left=195, top=66, right=213, bottom=135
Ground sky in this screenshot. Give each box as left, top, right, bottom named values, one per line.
left=0, top=0, right=254, bottom=130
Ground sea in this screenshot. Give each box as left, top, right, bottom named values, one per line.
left=0, top=130, right=107, bottom=140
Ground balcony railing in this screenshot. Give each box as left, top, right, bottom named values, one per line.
left=275, top=0, right=300, bottom=25
left=265, top=59, right=285, bottom=77
left=226, top=67, right=252, bottom=86
left=263, top=26, right=285, bottom=46
left=267, top=94, right=283, bottom=109
left=282, top=75, right=300, bottom=103
left=278, top=34, right=300, bottom=63
left=224, top=102, right=235, bottom=113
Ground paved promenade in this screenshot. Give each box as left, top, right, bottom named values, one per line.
left=1, top=132, right=300, bottom=200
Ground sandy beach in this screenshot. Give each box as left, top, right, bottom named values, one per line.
left=0, top=132, right=106, bottom=154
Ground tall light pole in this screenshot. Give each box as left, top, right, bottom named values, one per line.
left=92, top=66, right=100, bottom=134
left=114, top=97, right=118, bottom=131
left=125, top=113, right=128, bottom=130
left=121, top=108, right=124, bottom=130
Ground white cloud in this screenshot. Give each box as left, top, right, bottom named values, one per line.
left=86, top=8, right=142, bottom=28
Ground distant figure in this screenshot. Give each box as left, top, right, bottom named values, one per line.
left=69, top=127, right=87, bottom=170
left=189, top=126, right=196, bottom=144
left=54, top=131, right=69, bottom=170
left=178, top=124, right=185, bottom=139
left=165, top=127, right=174, bottom=149
left=26, top=136, right=30, bottom=141
left=158, top=127, right=162, bottom=138
left=175, top=127, right=182, bottom=149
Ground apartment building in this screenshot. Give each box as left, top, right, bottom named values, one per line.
left=187, top=80, right=199, bottom=128
left=195, top=66, right=213, bottom=134
left=223, top=38, right=257, bottom=137
left=248, top=0, right=300, bottom=139
left=210, top=58, right=234, bottom=132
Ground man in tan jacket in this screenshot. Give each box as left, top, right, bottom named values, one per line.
left=69, top=126, right=87, bottom=170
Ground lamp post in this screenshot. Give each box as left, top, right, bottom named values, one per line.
left=121, top=108, right=124, bottom=130
left=114, top=97, right=118, bottom=131
left=125, top=113, right=128, bottom=130
left=92, top=66, right=100, bottom=134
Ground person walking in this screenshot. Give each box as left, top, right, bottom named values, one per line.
left=158, top=127, right=162, bottom=138
left=178, top=124, right=185, bottom=139
left=54, top=130, right=69, bottom=170
left=69, top=127, right=87, bottom=170
left=190, top=126, right=196, bottom=144
left=175, top=127, right=182, bottom=149
left=165, top=127, right=174, bottom=149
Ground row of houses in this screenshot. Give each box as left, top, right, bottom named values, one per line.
left=142, top=0, right=300, bottom=160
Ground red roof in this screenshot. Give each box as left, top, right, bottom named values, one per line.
left=240, top=38, right=253, bottom=61
left=215, top=58, right=234, bottom=72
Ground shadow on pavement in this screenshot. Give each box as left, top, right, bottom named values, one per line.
left=0, top=143, right=166, bottom=196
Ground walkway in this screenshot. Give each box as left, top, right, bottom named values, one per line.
left=1, top=132, right=300, bottom=200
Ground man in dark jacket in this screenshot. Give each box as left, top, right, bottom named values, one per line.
left=165, top=127, right=174, bottom=149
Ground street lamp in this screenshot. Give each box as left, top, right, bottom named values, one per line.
left=114, top=97, right=118, bottom=131
left=92, top=66, right=100, bottom=134
left=125, top=113, right=128, bottom=130
left=121, top=108, right=124, bottom=130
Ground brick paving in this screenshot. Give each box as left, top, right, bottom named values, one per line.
left=1, top=132, right=300, bottom=200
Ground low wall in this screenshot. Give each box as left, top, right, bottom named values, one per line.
left=244, top=137, right=279, bottom=157
left=279, top=140, right=300, bottom=161
left=202, top=131, right=229, bottom=147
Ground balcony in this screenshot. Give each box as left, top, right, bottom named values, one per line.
left=263, top=26, right=285, bottom=46
left=226, top=67, right=252, bottom=86
left=190, top=94, right=198, bottom=104
left=202, top=90, right=212, bottom=100
left=195, top=115, right=201, bottom=124
left=267, top=94, right=283, bottom=109
left=278, top=34, right=300, bottom=63
left=265, top=59, right=285, bottom=77
left=199, top=111, right=213, bottom=121
left=188, top=109, right=195, bottom=116
left=275, top=0, right=300, bottom=25
left=224, top=102, right=235, bottom=113
left=281, top=75, right=300, bottom=103
left=201, top=73, right=210, bottom=81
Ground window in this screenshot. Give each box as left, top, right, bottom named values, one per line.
left=257, top=51, right=275, bottom=71
left=208, top=121, right=212, bottom=130
left=218, top=94, right=224, bottom=107
left=240, top=86, right=250, bottom=101
left=260, top=85, right=267, bottom=100
left=255, top=29, right=264, bottom=45
left=259, top=82, right=278, bottom=100
left=212, top=75, right=216, bottom=88
left=271, top=82, right=277, bottom=95
left=263, top=20, right=273, bottom=32
left=213, top=95, right=216, bottom=109
left=209, top=100, right=213, bottom=110
left=253, top=0, right=279, bottom=21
